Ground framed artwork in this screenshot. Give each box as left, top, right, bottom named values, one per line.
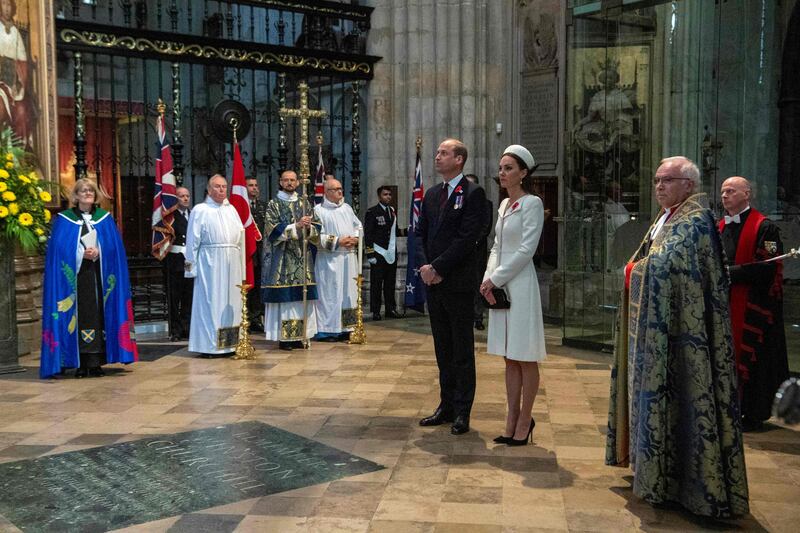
left=1, top=0, right=59, bottom=200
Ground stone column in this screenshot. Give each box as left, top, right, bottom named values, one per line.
left=364, top=0, right=514, bottom=309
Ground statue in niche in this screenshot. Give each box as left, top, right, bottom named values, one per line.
left=524, top=13, right=557, bottom=70
left=573, top=63, right=638, bottom=156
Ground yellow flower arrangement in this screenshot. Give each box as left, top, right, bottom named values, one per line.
left=0, top=128, right=53, bottom=252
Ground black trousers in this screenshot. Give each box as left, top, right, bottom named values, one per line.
left=247, top=259, right=264, bottom=325
left=426, top=289, right=476, bottom=417
left=165, top=254, right=193, bottom=337
left=369, top=256, right=397, bottom=314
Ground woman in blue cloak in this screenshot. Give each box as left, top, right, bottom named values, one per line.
left=40, top=178, right=138, bottom=378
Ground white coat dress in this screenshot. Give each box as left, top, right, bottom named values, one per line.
left=484, top=194, right=547, bottom=361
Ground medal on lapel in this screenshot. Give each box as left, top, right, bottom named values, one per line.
left=453, top=185, right=464, bottom=210
left=765, top=241, right=778, bottom=254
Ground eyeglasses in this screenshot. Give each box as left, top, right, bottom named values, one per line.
left=652, top=177, right=689, bottom=186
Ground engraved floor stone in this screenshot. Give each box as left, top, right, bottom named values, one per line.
left=0, top=317, right=796, bottom=531
left=0, top=422, right=382, bottom=532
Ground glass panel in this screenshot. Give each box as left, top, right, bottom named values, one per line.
left=562, top=0, right=794, bottom=374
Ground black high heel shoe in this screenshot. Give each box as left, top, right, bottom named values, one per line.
left=507, top=418, right=535, bottom=446
left=493, top=435, right=513, bottom=444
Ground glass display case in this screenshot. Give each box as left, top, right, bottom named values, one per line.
left=561, top=0, right=793, bottom=373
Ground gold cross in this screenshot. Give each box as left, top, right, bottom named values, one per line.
left=279, top=81, right=328, bottom=186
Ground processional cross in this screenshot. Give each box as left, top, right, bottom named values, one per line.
left=278, top=81, right=328, bottom=348
left=279, top=81, right=328, bottom=186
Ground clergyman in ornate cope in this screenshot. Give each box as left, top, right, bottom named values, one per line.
left=261, top=170, right=321, bottom=350
left=605, top=156, right=749, bottom=519
left=313, top=178, right=362, bottom=341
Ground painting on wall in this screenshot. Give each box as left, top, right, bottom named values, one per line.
left=0, top=0, right=58, bottom=190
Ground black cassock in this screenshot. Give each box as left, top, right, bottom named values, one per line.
left=75, top=207, right=107, bottom=369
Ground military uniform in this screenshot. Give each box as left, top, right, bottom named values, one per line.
left=165, top=208, right=193, bottom=339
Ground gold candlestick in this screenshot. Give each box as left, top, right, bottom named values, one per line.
left=348, top=274, right=367, bottom=344
left=233, top=283, right=256, bottom=360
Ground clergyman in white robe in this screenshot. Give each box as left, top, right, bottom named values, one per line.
left=314, top=196, right=362, bottom=340
left=185, top=195, right=245, bottom=355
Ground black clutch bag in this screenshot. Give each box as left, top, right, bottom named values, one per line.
left=483, top=288, right=510, bottom=310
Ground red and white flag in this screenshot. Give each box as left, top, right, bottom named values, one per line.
left=229, top=142, right=262, bottom=286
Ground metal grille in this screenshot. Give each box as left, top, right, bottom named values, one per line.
left=56, top=0, right=378, bottom=322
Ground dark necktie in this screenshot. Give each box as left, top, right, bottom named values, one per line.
left=438, top=184, right=448, bottom=209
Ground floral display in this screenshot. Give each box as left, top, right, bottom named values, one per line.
left=0, top=128, right=53, bottom=252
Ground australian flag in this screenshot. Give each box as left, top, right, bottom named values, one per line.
left=151, top=112, right=177, bottom=260
left=404, top=150, right=426, bottom=312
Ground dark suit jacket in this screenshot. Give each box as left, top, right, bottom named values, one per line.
left=416, top=178, right=487, bottom=293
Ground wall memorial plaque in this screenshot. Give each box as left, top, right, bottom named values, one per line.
left=520, top=71, right=559, bottom=171
left=0, top=421, right=383, bottom=532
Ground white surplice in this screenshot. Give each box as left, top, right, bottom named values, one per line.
left=313, top=198, right=362, bottom=334
left=185, top=196, right=245, bottom=354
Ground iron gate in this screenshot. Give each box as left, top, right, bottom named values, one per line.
left=55, top=0, right=380, bottom=322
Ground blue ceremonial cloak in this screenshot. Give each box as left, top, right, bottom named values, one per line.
left=40, top=209, right=138, bottom=378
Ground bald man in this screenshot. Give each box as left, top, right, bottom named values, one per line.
left=313, top=178, right=362, bottom=341
left=185, top=175, right=245, bottom=357
left=165, top=186, right=193, bottom=341
left=719, top=176, right=789, bottom=432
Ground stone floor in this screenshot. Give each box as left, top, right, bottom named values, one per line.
left=0, top=316, right=798, bottom=532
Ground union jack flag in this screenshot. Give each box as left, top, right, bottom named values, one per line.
left=404, top=150, right=426, bottom=312
left=151, top=112, right=178, bottom=260
left=314, top=142, right=325, bottom=205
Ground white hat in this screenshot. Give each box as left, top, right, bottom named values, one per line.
left=502, top=145, right=535, bottom=170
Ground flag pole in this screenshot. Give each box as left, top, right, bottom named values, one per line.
left=156, top=98, right=176, bottom=339
left=230, top=118, right=255, bottom=359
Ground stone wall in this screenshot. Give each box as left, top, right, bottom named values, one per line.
left=363, top=0, right=514, bottom=223
left=15, top=254, right=44, bottom=356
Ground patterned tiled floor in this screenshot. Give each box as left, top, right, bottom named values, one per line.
left=1, top=316, right=798, bottom=532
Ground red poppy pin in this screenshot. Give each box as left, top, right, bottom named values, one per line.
left=511, top=201, right=520, bottom=211
left=454, top=185, right=463, bottom=195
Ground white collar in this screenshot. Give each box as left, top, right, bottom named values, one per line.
left=443, top=173, right=464, bottom=190
left=322, top=197, right=344, bottom=209
left=278, top=190, right=298, bottom=201
left=205, top=196, right=228, bottom=207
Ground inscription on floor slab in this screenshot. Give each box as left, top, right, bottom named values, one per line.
left=0, top=421, right=383, bottom=532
